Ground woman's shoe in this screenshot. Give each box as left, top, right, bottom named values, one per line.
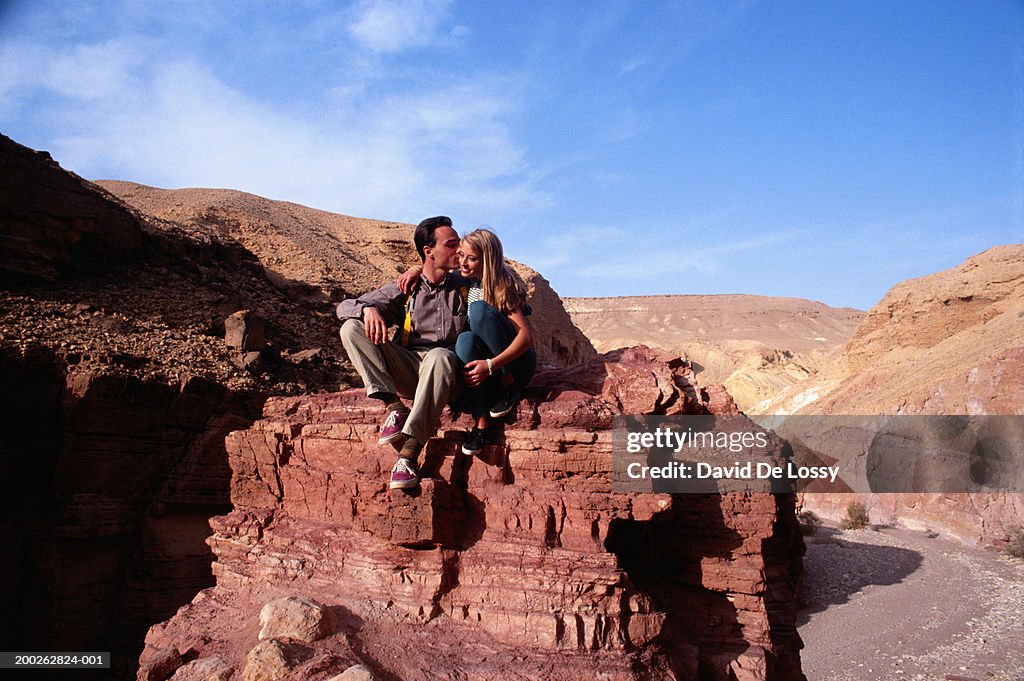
left=462, top=427, right=489, bottom=455
left=489, top=392, right=519, bottom=419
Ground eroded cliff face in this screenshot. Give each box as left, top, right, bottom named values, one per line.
left=0, top=347, right=264, bottom=680
left=509, top=262, right=597, bottom=368
left=140, top=348, right=806, bottom=681
left=756, top=246, right=1024, bottom=545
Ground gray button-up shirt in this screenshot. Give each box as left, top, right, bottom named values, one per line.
left=336, top=273, right=469, bottom=350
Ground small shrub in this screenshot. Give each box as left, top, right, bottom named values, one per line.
left=839, top=501, right=870, bottom=530
left=797, top=510, right=822, bottom=536
left=1005, top=526, right=1024, bottom=559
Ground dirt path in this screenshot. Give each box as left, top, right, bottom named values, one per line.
left=798, top=526, right=1024, bottom=681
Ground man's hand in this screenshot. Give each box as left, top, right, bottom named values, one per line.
left=463, top=359, right=490, bottom=387
left=363, top=306, right=389, bottom=345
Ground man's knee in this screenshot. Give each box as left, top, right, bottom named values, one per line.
left=421, top=348, right=458, bottom=377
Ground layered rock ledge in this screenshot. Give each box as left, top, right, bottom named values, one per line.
left=140, top=348, right=806, bottom=681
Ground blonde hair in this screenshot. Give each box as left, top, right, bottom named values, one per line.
left=461, top=228, right=527, bottom=316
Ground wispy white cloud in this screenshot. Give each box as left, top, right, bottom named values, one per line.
left=346, top=0, right=454, bottom=54
left=0, top=17, right=543, bottom=224
left=619, top=57, right=648, bottom=74
left=518, top=225, right=629, bottom=271
left=567, top=227, right=807, bottom=280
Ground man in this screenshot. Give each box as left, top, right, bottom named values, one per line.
left=336, top=216, right=468, bottom=490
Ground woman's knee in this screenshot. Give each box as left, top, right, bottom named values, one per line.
left=455, top=331, right=475, bottom=363
left=468, top=300, right=497, bottom=327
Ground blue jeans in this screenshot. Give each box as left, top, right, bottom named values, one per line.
left=455, top=301, right=537, bottom=418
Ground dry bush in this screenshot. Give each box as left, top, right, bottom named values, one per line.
left=839, top=501, right=870, bottom=530
left=797, top=510, right=822, bottom=536
left=1005, top=526, right=1024, bottom=559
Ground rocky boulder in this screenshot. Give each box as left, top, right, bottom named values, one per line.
left=258, top=596, right=332, bottom=643
left=225, top=310, right=267, bottom=352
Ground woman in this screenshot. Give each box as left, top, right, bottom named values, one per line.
left=398, top=228, right=536, bottom=454
left=455, top=228, right=537, bottom=454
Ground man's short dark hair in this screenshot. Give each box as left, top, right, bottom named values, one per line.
left=414, top=216, right=453, bottom=261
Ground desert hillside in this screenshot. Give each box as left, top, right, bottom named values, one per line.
left=757, top=245, right=1024, bottom=417
left=98, top=180, right=595, bottom=369
left=96, top=181, right=421, bottom=298
left=754, top=245, right=1024, bottom=545
left=565, top=295, right=863, bottom=411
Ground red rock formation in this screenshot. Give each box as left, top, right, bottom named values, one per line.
left=0, top=132, right=597, bottom=680
left=140, top=348, right=806, bottom=681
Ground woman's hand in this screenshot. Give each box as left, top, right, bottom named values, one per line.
left=463, top=359, right=491, bottom=387
left=397, top=266, right=422, bottom=294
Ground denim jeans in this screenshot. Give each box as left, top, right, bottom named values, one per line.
left=455, top=300, right=537, bottom=418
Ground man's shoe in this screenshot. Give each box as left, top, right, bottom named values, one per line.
left=461, top=427, right=489, bottom=456
left=389, top=457, right=419, bottom=490
left=489, top=393, right=519, bottom=419
left=378, top=407, right=410, bottom=445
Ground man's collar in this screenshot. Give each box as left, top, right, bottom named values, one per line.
left=419, top=271, right=447, bottom=290
left=419, top=270, right=465, bottom=291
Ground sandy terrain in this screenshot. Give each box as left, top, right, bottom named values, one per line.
left=564, top=295, right=863, bottom=353
left=800, top=525, right=1024, bottom=681
left=563, top=294, right=863, bottom=411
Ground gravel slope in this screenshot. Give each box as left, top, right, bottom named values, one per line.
left=799, top=526, right=1024, bottom=681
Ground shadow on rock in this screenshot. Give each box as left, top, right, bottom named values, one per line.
left=323, top=605, right=405, bottom=681
left=605, top=494, right=748, bottom=679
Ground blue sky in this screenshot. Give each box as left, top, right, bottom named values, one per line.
left=1, top=0, right=1021, bottom=310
